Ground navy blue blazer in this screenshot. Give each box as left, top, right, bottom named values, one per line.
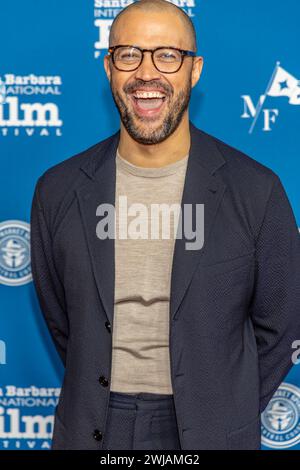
left=30, top=120, right=300, bottom=449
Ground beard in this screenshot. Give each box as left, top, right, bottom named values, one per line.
left=109, top=76, right=192, bottom=145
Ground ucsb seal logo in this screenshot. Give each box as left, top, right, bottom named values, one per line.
left=0, top=220, right=32, bottom=286
left=261, top=382, right=300, bottom=449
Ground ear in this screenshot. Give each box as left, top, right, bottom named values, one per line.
left=191, top=56, right=204, bottom=88
left=104, top=55, right=112, bottom=82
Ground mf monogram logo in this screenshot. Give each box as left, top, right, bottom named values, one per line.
left=241, top=62, right=300, bottom=133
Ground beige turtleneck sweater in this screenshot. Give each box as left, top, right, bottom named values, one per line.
left=110, top=147, right=189, bottom=394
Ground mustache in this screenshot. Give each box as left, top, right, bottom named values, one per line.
left=124, top=81, right=171, bottom=95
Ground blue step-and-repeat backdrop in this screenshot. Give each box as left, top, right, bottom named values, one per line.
left=0, top=0, right=299, bottom=450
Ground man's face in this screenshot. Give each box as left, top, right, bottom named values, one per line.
left=104, top=11, right=203, bottom=145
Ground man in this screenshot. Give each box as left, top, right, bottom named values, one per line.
left=30, top=0, right=300, bottom=450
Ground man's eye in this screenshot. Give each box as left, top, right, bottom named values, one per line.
left=120, top=53, right=139, bottom=60
left=158, top=53, right=176, bottom=60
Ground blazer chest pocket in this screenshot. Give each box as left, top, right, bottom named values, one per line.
left=200, top=249, right=255, bottom=274
left=194, top=250, right=256, bottom=330
left=199, top=250, right=255, bottom=278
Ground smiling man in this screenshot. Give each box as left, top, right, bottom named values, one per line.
left=30, top=0, right=300, bottom=450
left=104, top=0, right=202, bottom=158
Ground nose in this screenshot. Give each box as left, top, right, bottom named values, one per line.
left=134, top=51, right=161, bottom=81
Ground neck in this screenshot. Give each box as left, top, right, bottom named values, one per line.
left=117, top=112, right=191, bottom=168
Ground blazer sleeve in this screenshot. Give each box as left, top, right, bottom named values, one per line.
left=249, top=173, right=300, bottom=413
left=30, top=176, right=69, bottom=367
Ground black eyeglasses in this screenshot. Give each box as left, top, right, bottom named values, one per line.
left=107, top=45, right=196, bottom=74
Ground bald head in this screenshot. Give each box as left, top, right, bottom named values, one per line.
left=109, top=0, right=197, bottom=52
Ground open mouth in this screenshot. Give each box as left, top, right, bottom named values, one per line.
left=129, top=92, right=168, bottom=116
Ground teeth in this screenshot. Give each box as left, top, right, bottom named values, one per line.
left=133, top=91, right=165, bottom=99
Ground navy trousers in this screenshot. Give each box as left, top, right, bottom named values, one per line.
left=102, top=391, right=182, bottom=450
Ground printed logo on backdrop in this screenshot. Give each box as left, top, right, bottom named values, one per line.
left=94, top=0, right=197, bottom=59
left=261, top=382, right=300, bottom=449
left=0, top=341, right=6, bottom=365
left=0, top=386, right=60, bottom=449
left=0, top=74, right=63, bottom=137
left=241, top=62, right=300, bottom=133
left=0, top=220, right=32, bottom=286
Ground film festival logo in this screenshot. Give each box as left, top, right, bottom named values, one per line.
left=93, top=0, right=197, bottom=59
left=241, top=62, right=300, bottom=133
left=0, top=74, right=63, bottom=137
left=0, top=220, right=32, bottom=286
left=261, top=383, right=300, bottom=449
left=0, top=386, right=60, bottom=449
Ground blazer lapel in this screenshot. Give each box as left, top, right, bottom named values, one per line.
left=76, top=131, right=119, bottom=328
left=76, top=120, right=227, bottom=327
left=169, top=122, right=227, bottom=321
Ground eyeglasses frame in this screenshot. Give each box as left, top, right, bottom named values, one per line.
left=107, top=44, right=197, bottom=74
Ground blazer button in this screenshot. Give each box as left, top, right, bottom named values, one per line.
left=99, top=375, right=109, bottom=387
left=93, top=429, right=103, bottom=441
left=105, top=321, right=111, bottom=333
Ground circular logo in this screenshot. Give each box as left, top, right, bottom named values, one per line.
left=261, top=382, right=300, bottom=449
left=0, top=220, right=32, bottom=286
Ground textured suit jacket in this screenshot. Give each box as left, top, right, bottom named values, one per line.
left=30, top=120, right=300, bottom=450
